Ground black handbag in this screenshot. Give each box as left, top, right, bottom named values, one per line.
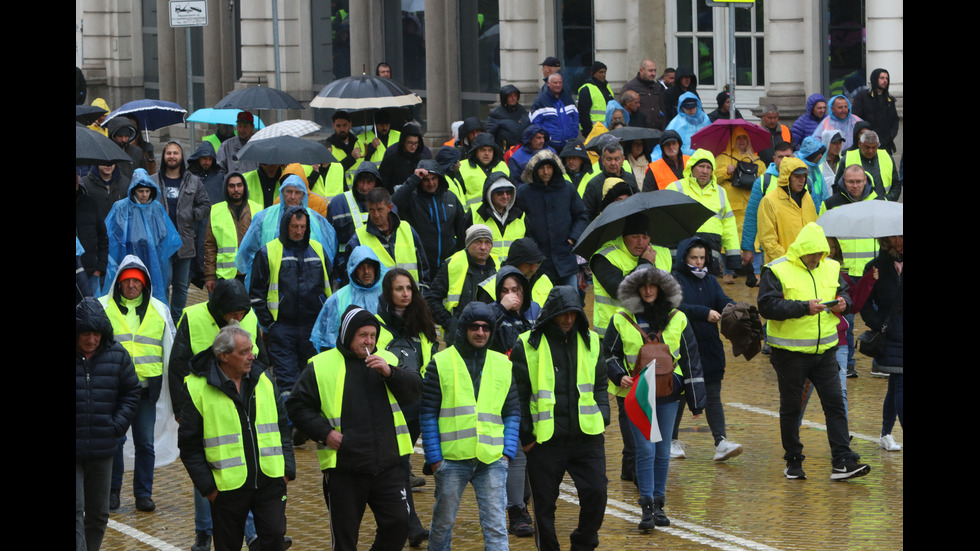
left=732, top=160, right=759, bottom=189
left=857, top=326, right=887, bottom=358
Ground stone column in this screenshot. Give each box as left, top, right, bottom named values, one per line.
left=424, top=0, right=460, bottom=145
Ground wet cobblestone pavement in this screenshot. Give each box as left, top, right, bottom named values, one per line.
left=101, top=279, right=902, bottom=550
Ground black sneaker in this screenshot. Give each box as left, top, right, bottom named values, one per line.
left=191, top=531, right=211, bottom=551
left=784, top=460, right=806, bottom=480
left=846, top=366, right=858, bottom=378
left=831, top=459, right=871, bottom=481
left=135, top=496, right=156, bottom=512
left=109, top=488, right=120, bottom=511
left=508, top=505, right=534, bottom=537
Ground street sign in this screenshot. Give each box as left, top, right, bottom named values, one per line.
left=169, top=0, right=208, bottom=27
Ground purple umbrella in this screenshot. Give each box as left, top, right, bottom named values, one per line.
left=691, top=118, right=772, bottom=157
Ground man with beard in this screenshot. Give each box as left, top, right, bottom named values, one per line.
left=216, top=112, right=259, bottom=175
left=152, top=141, right=211, bottom=321
left=204, top=172, right=262, bottom=293
left=850, top=69, right=899, bottom=154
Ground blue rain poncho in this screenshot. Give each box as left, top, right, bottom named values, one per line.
left=235, top=174, right=338, bottom=290
left=651, top=91, right=710, bottom=161
left=310, top=245, right=388, bottom=351
left=102, top=169, right=182, bottom=305
left=796, top=136, right=830, bottom=206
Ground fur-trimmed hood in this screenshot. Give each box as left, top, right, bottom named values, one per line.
left=617, top=266, right=683, bottom=315
left=521, top=149, right=565, bottom=184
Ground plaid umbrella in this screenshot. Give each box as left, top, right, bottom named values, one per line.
left=251, top=120, right=321, bottom=141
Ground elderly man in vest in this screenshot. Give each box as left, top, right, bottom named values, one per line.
left=419, top=301, right=520, bottom=550
left=169, top=278, right=268, bottom=551
left=97, top=255, right=175, bottom=514
left=425, top=224, right=498, bottom=346
left=249, top=206, right=331, bottom=396
left=834, top=130, right=901, bottom=202
left=287, top=306, right=422, bottom=551
left=512, top=286, right=610, bottom=551
left=178, top=321, right=294, bottom=551
left=757, top=223, right=870, bottom=481
left=204, top=172, right=262, bottom=294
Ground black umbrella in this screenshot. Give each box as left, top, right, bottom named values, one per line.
left=215, top=86, right=305, bottom=111
left=76, top=124, right=132, bottom=166
left=585, top=126, right=663, bottom=151
left=572, top=190, right=715, bottom=258
left=234, top=135, right=336, bottom=165
left=310, top=75, right=422, bottom=111
left=76, top=104, right=107, bottom=126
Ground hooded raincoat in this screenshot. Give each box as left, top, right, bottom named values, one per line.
left=651, top=91, right=710, bottom=162
left=235, top=175, right=337, bottom=289
left=102, top=169, right=182, bottom=305
left=810, top=95, right=863, bottom=149
left=791, top=94, right=827, bottom=148
left=487, top=84, right=530, bottom=150
left=310, top=245, right=387, bottom=351
left=714, top=127, right=768, bottom=242
left=757, top=157, right=818, bottom=264
left=795, top=136, right=830, bottom=206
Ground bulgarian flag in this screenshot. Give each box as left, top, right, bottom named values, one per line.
left=625, top=361, right=662, bottom=442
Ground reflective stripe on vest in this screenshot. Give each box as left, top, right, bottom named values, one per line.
left=186, top=373, right=284, bottom=491
left=647, top=156, right=689, bottom=190
left=99, top=296, right=165, bottom=381
left=210, top=200, right=262, bottom=280
left=670, top=179, right=732, bottom=232
left=609, top=310, right=687, bottom=398
left=458, top=161, right=509, bottom=211
left=181, top=302, right=260, bottom=356
left=765, top=256, right=842, bottom=354
left=591, top=237, right=637, bottom=338
left=434, top=347, right=513, bottom=463
left=356, top=223, right=419, bottom=281
left=265, top=239, right=330, bottom=321
left=310, top=348, right=412, bottom=470
left=471, top=209, right=526, bottom=264
left=519, top=330, right=603, bottom=443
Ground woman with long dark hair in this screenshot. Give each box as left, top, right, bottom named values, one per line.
left=376, top=268, right=439, bottom=547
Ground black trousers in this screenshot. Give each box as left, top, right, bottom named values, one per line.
left=526, top=438, right=607, bottom=551
left=210, top=478, right=287, bottom=551
left=323, top=465, right=409, bottom=551
left=770, top=348, right=852, bottom=464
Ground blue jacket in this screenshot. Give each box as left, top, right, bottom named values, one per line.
left=236, top=175, right=337, bottom=290
left=419, top=302, right=520, bottom=466
left=529, top=86, right=580, bottom=151
left=650, top=91, right=710, bottom=162
left=310, top=245, right=387, bottom=351
left=790, top=93, right=827, bottom=148
left=506, top=124, right=556, bottom=186
left=671, top=238, right=734, bottom=383
left=249, top=205, right=329, bottom=329
left=102, top=169, right=183, bottom=305
left=796, top=136, right=830, bottom=206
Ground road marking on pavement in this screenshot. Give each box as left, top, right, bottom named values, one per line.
left=558, top=483, right=784, bottom=551
left=107, top=519, right=183, bottom=551
left=726, top=402, right=879, bottom=444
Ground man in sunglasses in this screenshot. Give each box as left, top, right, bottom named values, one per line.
left=419, top=301, right=521, bottom=550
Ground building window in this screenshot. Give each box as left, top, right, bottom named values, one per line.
left=459, top=0, right=500, bottom=120
left=556, top=0, right=594, bottom=92
left=312, top=0, right=350, bottom=87
left=671, top=0, right=765, bottom=89
left=826, top=0, right=865, bottom=97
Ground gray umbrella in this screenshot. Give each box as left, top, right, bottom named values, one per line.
left=816, top=200, right=903, bottom=238
left=215, top=86, right=304, bottom=111
left=234, top=135, right=336, bottom=165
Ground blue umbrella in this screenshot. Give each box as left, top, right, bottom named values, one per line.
left=102, top=99, right=187, bottom=132
left=186, top=108, right=266, bottom=129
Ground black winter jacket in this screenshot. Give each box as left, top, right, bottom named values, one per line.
left=76, top=298, right=141, bottom=460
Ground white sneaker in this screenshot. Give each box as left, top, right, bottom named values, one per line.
left=670, top=439, right=686, bottom=459
left=879, top=434, right=902, bottom=451
left=713, top=438, right=744, bottom=461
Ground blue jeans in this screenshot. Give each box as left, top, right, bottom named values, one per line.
left=112, top=391, right=155, bottom=498
left=169, top=256, right=192, bottom=322
left=630, top=400, right=678, bottom=499
left=429, top=457, right=509, bottom=551
left=882, top=373, right=904, bottom=436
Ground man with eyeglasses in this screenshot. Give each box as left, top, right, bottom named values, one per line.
left=466, top=172, right=525, bottom=264
left=419, top=301, right=520, bottom=551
